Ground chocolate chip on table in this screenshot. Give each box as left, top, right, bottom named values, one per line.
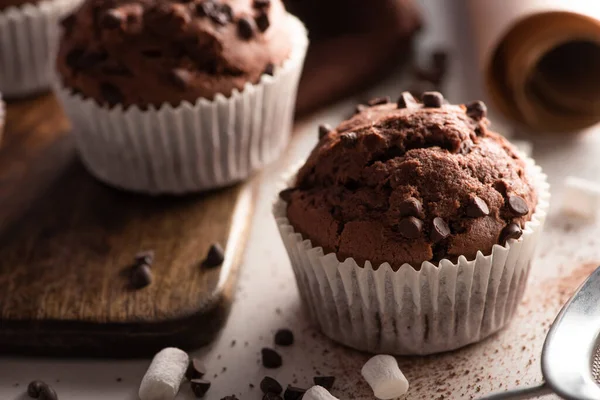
left=100, top=9, right=123, bottom=29
left=466, top=196, right=490, bottom=218
left=27, top=380, right=45, bottom=398
left=318, top=124, right=332, bottom=139
left=190, top=379, right=211, bottom=398
left=499, top=223, right=522, bottom=245
left=397, top=91, right=418, bottom=109
left=260, top=376, right=283, bottom=394
left=367, top=96, right=390, bottom=106
left=397, top=216, right=423, bottom=239
left=186, top=358, right=207, bottom=380
left=263, top=393, right=283, bottom=400
left=313, top=376, right=335, bottom=390
left=507, top=195, right=529, bottom=216
left=466, top=100, right=487, bottom=121
left=399, top=197, right=422, bottom=217
left=278, top=188, right=295, bottom=203
left=169, top=68, right=192, bottom=90
left=431, top=217, right=451, bottom=242
left=134, top=250, right=154, bottom=266
left=261, top=348, right=282, bottom=369
left=237, top=17, right=255, bottom=40
left=100, top=82, right=123, bottom=107
left=253, top=0, right=270, bottom=8
left=422, top=91, right=444, bottom=108
left=203, top=243, right=225, bottom=268
left=283, top=386, right=306, bottom=400
left=255, top=11, right=270, bottom=32
left=339, top=132, right=358, bottom=148
left=263, top=63, right=275, bottom=76
left=274, top=329, right=294, bottom=346
left=131, top=264, right=152, bottom=289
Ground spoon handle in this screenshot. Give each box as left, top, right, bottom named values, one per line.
left=478, top=382, right=552, bottom=400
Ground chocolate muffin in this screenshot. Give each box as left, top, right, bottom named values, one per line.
left=275, top=91, right=549, bottom=355
left=286, top=92, right=537, bottom=269
left=57, top=0, right=293, bottom=108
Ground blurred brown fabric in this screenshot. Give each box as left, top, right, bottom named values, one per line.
left=285, top=0, right=422, bottom=116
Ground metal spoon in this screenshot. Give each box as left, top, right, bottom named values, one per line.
left=481, top=265, right=600, bottom=400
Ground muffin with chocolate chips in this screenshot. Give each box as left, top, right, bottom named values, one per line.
left=56, top=0, right=307, bottom=193
left=0, top=0, right=83, bottom=96
left=274, top=92, right=549, bottom=355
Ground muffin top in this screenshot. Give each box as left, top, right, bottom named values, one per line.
left=56, top=0, right=293, bottom=108
left=284, top=92, right=537, bottom=269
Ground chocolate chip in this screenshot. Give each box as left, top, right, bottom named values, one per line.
left=237, top=17, right=255, bottom=40
left=28, top=381, right=45, bottom=398
left=196, top=1, right=215, bottom=16
left=261, top=348, right=282, bottom=368
left=397, top=216, right=423, bottom=239
left=507, top=195, right=529, bottom=216
left=283, top=386, right=306, bottom=400
left=422, top=91, right=444, bottom=108
left=100, top=82, right=123, bottom=107
left=313, top=376, right=335, bottom=390
left=191, top=379, right=211, bottom=398
left=203, top=243, right=225, bottom=268
left=263, top=394, right=283, bottom=400
left=318, top=124, right=332, bottom=140
left=499, top=223, right=522, bottom=245
left=397, top=91, right=417, bottom=109
left=263, top=63, right=275, bottom=76
left=431, top=217, right=451, bottom=242
left=466, top=101, right=487, bottom=121
left=466, top=196, right=490, bottom=218
left=209, top=4, right=232, bottom=25
left=186, top=358, right=207, bottom=380
left=40, top=386, right=57, bottom=400
left=131, top=264, right=152, bottom=289
left=340, top=132, right=358, bottom=148
left=135, top=250, right=154, bottom=266
left=367, top=96, right=390, bottom=106
left=169, top=68, right=192, bottom=90
left=100, top=9, right=123, bottom=29
left=278, top=188, right=295, bottom=202
left=399, top=197, right=422, bottom=217
left=354, top=104, right=368, bottom=114
left=253, top=0, right=270, bottom=8
left=260, top=376, right=283, bottom=394
left=274, top=329, right=294, bottom=346
left=255, top=11, right=270, bottom=32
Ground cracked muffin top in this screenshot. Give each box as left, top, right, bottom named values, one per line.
left=56, top=0, right=293, bottom=108
left=283, top=92, right=537, bottom=269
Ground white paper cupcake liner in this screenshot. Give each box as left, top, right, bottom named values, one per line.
left=274, top=158, right=550, bottom=355
left=56, top=14, right=308, bottom=194
left=0, top=0, right=82, bottom=97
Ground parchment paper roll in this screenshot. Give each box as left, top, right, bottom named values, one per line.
left=468, top=0, right=600, bottom=132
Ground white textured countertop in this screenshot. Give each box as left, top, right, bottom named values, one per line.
left=2, top=1, right=600, bottom=399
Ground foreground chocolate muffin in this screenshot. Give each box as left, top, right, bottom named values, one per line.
left=274, top=92, right=550, bottom=355
left=56, top=0, right=308, bottom=193
left=286, top=92, right=536, bottom=268
left=57, top=0, right=293, bottom=108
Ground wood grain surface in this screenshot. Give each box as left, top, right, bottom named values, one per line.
left=0, top=94, right=257, bottom=357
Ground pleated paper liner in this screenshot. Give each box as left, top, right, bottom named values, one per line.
left=274, top=157, right=550, bottom=355
left=56, top=14, right=308, bottom=194
left=0, top=0, right=83, bottom=97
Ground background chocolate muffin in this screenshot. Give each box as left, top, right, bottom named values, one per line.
left=57, top=0, right=293, bottom=108
left=0, top=0, right=36, bottom=10
left=285, top=92, right=537, bottom=269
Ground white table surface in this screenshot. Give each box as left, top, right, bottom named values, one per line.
left=2, top=1, right=600, bottom=399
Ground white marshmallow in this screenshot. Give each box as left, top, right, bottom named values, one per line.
left=561, top=176, right=600, bottom=218
left=361, top=355, right=409, bottom=399
left=139, top=347, right=189, bottom=400
left=303, top=385, right=340, bottom=400
left=511, top=140, right=533, bottom=157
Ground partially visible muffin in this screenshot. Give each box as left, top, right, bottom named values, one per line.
left=57, top=0, right=293, bottom=108
left=0, top=0, right=37, bottom=10
left=285, top=92, right=537, bottom=269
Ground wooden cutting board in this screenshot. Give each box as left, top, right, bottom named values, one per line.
left=0, top=94, right=257, bottom=357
